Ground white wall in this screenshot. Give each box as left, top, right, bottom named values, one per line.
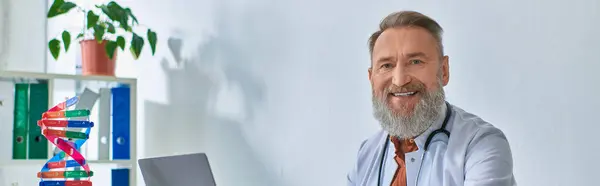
left=127, top=0, right=380, bottom=185
left=131, top=0, right=600, bottom=185
left=3, top=0, right=600, bottom=185
left=437, top=1, right=600, bottom=186
left=1, top=0, right=46, bottom=72
left=128, top=0, right=387, bottom=185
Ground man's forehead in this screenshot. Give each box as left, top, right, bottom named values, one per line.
left=372, top=27, right=438, bottom=58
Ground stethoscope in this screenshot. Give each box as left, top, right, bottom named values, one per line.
left=377, top=102, right=452, bottom=186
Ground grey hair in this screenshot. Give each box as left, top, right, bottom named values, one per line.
left=368, top=11, right=445, bottom=59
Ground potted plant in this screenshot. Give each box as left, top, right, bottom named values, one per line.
left=47, top=0, right=158, bottom=76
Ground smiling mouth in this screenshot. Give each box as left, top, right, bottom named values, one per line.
left=390, top=91, right=418, bottom=97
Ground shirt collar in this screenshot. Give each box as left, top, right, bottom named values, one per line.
left=413, top=102, right=449, bottom=150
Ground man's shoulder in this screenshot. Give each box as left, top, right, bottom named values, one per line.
left=448, top=104, right=515, bottom=184
left=450, top=104, right=508, bottom=139
left=354, top=130, right=387, bottom=158
left=448, top=104, right=511, bottom=151
left=348, top=130, right=388, bottom=184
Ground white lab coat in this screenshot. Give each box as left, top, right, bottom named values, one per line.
left=347, top=103, right=516, bottom=186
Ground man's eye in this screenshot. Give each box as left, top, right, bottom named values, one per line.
left=410, top=59, right=422, bottom=65
left=381, top=64, right=393, bottom=69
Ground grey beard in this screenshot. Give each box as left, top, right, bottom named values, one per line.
left=372, top=84, right=446, bottom=139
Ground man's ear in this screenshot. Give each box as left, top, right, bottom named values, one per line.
left=442, top=55, right=450, bottom=86
left=368, top=67, right=374, bottom=86
left=368, top=67, right=372, bottom=81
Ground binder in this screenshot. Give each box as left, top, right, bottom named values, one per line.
left=98, top=88, right=111, bottom=160
left=53, top=88, right=99, bottom=156
left=12, top=83, right=28, bottom=159
left=111, top=86, right=130, bottom=159
left=73, top=88, right=99, bottom=173
left=28, top=82, right=49, bottom=159
left=111, top=168, right=129, bottom=186
left=74, top=88, right=100, bottom=110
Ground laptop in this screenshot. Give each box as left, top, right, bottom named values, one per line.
left=139, top=153, right=216, bottom=186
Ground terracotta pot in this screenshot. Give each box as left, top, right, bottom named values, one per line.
left=80, top=40, right=117, bottom=76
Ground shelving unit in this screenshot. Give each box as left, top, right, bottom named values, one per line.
left=0, top=70, right=138, bottom=186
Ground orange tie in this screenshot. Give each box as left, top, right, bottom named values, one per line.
left=390, top=137, right=419, bottom=186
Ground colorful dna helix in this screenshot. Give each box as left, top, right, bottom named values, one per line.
left=37, top=97, right=94, bottom=186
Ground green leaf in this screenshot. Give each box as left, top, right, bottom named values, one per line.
left=103, top=2, right=122, bottom=19
left=99, top=5, right=115, bottom=20
left=76, top=33, right=84, bottom=40
left=58, top=2, right=77, bottom=14
left=61, top=31, right=71, bottom=52
left=147, top=29, right=157, bottom=55
left=93, top=25, right=105, bottom=43
left=116, top=36, right=126, bottom=50
left=108, top=2, right=131, bottom=31
left=124, top=8, right=138, bottom=25
left=105, top=41, right=118, bottom=60
left=86, top=11, right=99, bottom=29
left=129, top=33, right=144, bottom=60
left=47, top=0, right=65, bottom=18
left=106, top=22, right=116, bottom=33
left=99, top=2, right=131, bottom=31
left=48, top=39, right=61, bottom=60
left=119, top=15, right=131, bottom=31
left=107, top=1, right=124, bottom=10
left=47, top=1, right=77, bottom=18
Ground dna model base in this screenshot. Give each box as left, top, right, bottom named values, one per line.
left=37, top=97, right=94, bottom=186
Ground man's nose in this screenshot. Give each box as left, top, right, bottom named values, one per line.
left=391, top=66, right=411, bottom=86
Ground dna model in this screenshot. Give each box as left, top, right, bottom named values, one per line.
left=37, top=97, right=94, bottom=186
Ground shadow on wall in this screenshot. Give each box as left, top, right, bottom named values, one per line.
left=143, top=25, right=274, bottom=186
left=140, top=0, right=290, bottom=185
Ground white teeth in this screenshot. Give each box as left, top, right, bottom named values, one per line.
left=393, top=92, right=415, bottom=96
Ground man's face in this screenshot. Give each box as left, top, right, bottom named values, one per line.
left=369, top=27, right=449, bottom=138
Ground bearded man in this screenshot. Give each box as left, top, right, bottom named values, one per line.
left=347, top=11, right=516, bottom=186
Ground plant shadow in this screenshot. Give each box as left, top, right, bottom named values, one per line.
left=140, top=0, right=288, bottom=185
left=142, top=31, right=275, bottom=186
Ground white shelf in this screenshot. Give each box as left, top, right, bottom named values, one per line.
left=0, top=71, right=136, bottom=84
left=0, top=70, right=138, bottom=186
left=0, top=159, right=135, bottom=166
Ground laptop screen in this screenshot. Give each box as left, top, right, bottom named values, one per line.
left=139, top=153, right=216, bottom=186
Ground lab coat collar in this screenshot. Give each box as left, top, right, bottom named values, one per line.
left=413, top=102, right=449, bottom=150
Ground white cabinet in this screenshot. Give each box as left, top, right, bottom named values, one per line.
left=0, top=71, right=139, bottom=186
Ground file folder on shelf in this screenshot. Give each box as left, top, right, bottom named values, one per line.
left=98, top=88, right=111, bottom=160
left=28, top=82, right=49, bottom=159
left=52, top=88, right=100, bottom=156
left=111, top=86, right=130, bottom=160
left=111, top=168, right=129, bottom=186
left=75, top=88, right=100, bottom=110
left=73, top=88, right=100, bottom=180
left=12, top=83, right=28, bottom=159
